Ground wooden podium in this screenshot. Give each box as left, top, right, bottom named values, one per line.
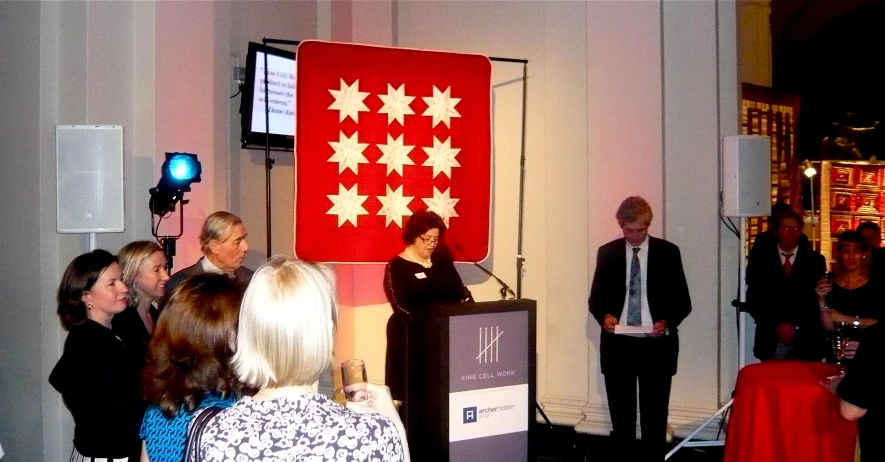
left=403, top=299, right=537, bottom=462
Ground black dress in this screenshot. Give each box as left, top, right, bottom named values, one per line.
left=383, top=251, right=469, bottom=401
left=837, top=323, right=884, bottom=461
left=111, top=304, right=158, bottom=370
left=49, top=320, right=144, bottom=459
left=825, top=281, right=882, bottom=356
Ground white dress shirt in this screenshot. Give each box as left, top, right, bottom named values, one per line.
left=201, top=256, right=225, bottom=274
left=621, top=236, right=652, bottom=328
left=778, top=245, right=798, bottom=266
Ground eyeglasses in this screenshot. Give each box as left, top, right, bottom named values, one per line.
left=418, top=235, right=440, bottom=244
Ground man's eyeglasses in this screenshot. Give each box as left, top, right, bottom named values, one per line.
left=418, top=235, right=440, bottom=244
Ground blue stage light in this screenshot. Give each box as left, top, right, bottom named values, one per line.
left=149, top=152, right=202, bottom=215
left=168, top=154, right=200, bottom=182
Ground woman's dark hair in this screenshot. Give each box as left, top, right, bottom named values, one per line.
left=402, top=210, right=446, bottom=245
left=141, top=273, right=244, bottom=417
left=57, top=249, right=118, bottom=331
left=836, top=230, right=868, bottom=253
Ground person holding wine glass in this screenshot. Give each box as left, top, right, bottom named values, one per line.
left=197, top=256, right=409, bottom=462
left=816, top=231, right=881, bottom=361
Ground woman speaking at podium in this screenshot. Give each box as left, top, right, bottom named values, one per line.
left=383, top=210, right=472, bottom=406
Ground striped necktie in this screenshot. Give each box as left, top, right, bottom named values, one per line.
left=627, top=247, right=642, bottom=326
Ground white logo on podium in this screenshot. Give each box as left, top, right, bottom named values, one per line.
left=477, top=326, right=503, bottom=363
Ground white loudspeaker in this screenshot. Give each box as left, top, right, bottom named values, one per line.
left=722, top=135, right=771, bottom=217
left=56, top=125, right=125, bottom=233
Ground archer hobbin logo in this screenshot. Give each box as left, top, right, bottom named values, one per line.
left=463, top=406, right=478, bottom=423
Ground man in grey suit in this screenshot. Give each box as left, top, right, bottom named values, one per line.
left=166, top=211, right=254, bottom=293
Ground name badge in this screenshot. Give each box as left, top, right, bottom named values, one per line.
left=415, top=272, right=427, bottom=279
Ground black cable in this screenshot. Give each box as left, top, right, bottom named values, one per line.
left=720, top=214, right=739, bottom=236
left=716, top=406, right=730, bottom=440
left=230, top=83, right=243, bottom=99
left=727, top=217, right=739, bottom=235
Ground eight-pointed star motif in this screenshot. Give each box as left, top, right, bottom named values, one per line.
left=328, top=79, right=370, bottom=123
left=422, top=187, right=459, bottom=227
left=422, top=136, right=461, bottom=178
left=326, top=183, right=369, bottom=227
left=328, top=131, right=370, bottom=174
left=377, top=185, right=414, bottom=227
left=377, top=134, right=415, bottom=176
left=377, top=84, right=416, bottom=125
left=422, top=85, right=461, bottom=128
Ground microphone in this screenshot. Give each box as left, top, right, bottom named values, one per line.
left=454, top=244, right=516, bottom=300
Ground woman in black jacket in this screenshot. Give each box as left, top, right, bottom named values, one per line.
left=49, top=249, right=143, bottom=461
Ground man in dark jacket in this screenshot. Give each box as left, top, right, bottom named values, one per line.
left=588, top=196, right=692, bottom=459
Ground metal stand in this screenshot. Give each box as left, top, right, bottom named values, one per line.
left=259, top=38, right=303, bottom=258
left=665, top=216, right=749, bottom=460
left=151, top=201, right=186, bottom=274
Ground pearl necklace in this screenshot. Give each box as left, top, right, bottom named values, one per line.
left=407, top=247, right=432, bottom=268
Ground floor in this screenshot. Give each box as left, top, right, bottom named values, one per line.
left=532, top=424, right=725, bottom=462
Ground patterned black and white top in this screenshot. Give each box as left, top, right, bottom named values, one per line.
left=197, top=394, right=405, bottom=462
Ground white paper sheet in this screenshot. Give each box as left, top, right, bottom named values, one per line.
left=614, top=325, right=654, bottom=335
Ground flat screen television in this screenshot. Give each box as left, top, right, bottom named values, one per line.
left=241, top=42, right=296, bottom=150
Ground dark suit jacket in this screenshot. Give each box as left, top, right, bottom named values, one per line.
left=746, top=243, right=826, bottom=361
left=166, top=258, right=255, bottom=294
left=588, top=237, right=692, bottom=376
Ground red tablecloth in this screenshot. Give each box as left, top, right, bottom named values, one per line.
left=723, top=361, right=857, bottom=462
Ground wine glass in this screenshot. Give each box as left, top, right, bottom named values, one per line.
left=340, top=359, right=368, bottom=402
left=831, top=322, right=847, bottom=368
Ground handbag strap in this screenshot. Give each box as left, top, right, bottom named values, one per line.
left=182, top=406, right=224, bottom=462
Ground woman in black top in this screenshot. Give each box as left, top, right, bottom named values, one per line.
left=113, top=241, right=170, bottom=368
left=383, top=210, right=472, bottom=404
left=816, top=231, right=881, bottom=360
left=49, top=250, right=143, bottom=461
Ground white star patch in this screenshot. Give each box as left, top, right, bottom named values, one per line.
left=422, top=85, right=461, bottom=128
left=422, top=187, right=459, bottom=227
left=377, top=84, right=415, bottom=125
left=422, top=136, right=461, bottom=178
left=377, top=185, right=414, bottom=227
left=377, top=134, right=415, bottom=176
left=328, top=131, right=369, bottom=174
left=326, top=183, right=369, bottom=227
left=328, top=79, right=370, bottom=123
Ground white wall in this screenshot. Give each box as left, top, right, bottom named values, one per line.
left=0, top=3, right=45, bottom=459
left=0, top=1, right=745, bottom=459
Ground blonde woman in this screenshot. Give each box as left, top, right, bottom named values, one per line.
left=115, top=240, right=169, bottom=365
left=197, top=256, right=409, bottom=462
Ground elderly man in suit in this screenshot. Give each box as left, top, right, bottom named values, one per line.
left=589, top=196, right=692, bottom=459
left=166, top=211, right=253, bottom=293
left=746, top=209, right=826, bottom=361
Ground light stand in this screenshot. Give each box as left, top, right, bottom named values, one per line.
left=150, top=202, right=186, bottom=274
left=802, top=160, right=818, bottom=250
left=149, top=152, right=201, bottom=273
